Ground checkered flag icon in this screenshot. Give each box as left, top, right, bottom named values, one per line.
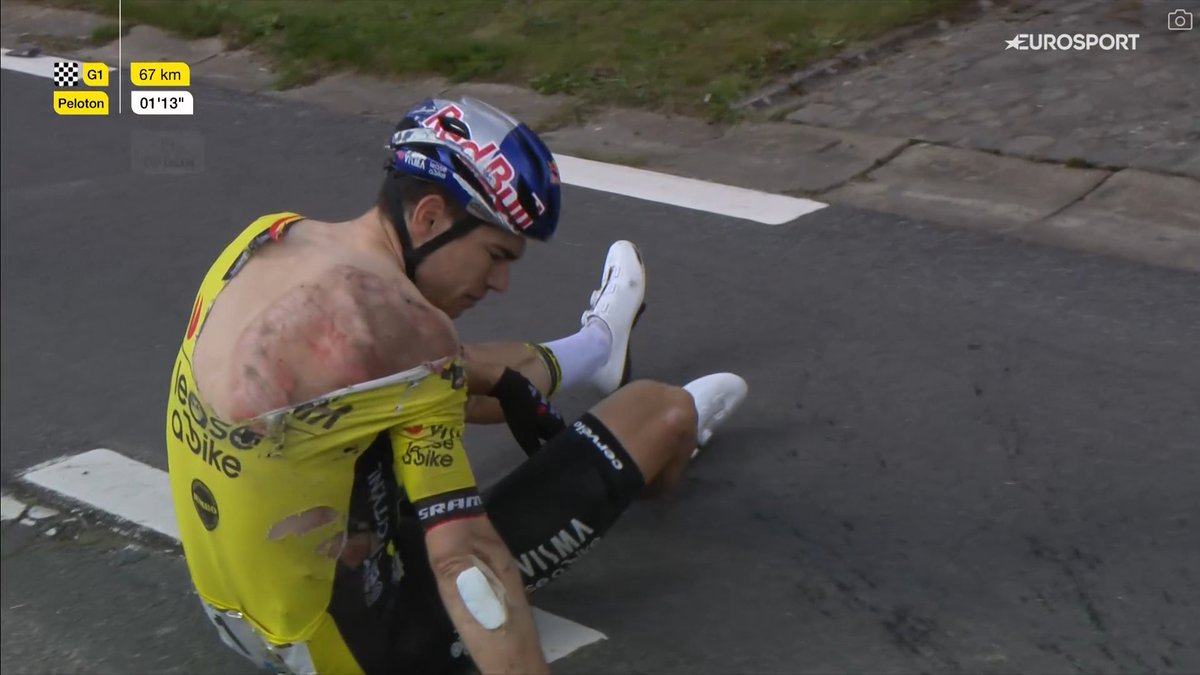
left=52, top=62, right=81, bottom=87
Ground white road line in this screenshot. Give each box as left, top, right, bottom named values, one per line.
left=555, top=154, right=827, bottom=225
left=1, top=493, right=29, bottom=521
left=20, top=448, right=606, bottom=663
left=3, top=48, right=828, bottom=225
left=532, top=610, right=607, bottom=662
left=0, top=48, right=116, bottom=79
left=22, top=448, right=180, bottom=538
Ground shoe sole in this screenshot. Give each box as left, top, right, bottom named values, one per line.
left=619, top=301, right=647, bottom=387
left=618, top=243, right=646, bottom=388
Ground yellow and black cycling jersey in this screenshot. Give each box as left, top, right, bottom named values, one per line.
left=165, top=212, right=483, bottom=649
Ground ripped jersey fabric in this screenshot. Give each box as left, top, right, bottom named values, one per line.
left=165, top=212, right=481, bottom=647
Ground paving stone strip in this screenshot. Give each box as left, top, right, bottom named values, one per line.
left=3, top=0, right=1195, bottom=271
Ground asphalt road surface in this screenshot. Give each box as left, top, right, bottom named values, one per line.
left=3, top=68, right=1199, bottom=674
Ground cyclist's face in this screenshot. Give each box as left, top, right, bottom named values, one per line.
left=410, top=198, right=525, bottom=318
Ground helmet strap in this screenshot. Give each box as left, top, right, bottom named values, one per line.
left=382, top=172, right=421, bottom=280
left=383, top=186, right=483, bottom=281
left=404, top=215, right=484, bottom=280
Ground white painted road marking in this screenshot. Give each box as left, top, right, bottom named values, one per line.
left=2, top=48, right=828, bottom=225
left=0, top=48, right=116, bottom=79
left=1, top=493, right=28, bottom=521
left=22, top=448, right=180, bottom=538
left=534, top=610, right=608, bottom=663
left=19, top=448, right=606, bottom=662
left=554, top=154, right=828, bottom=225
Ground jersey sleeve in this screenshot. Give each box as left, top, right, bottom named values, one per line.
left=388, top=358, right=485, bottom=530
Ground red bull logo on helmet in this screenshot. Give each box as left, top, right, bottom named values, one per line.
left=420, top=103, right=535, bottom=231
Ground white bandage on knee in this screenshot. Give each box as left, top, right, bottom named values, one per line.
left=455, top=557, right=508, bottom=630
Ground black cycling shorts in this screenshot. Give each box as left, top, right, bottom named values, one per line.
left=329, top=412, right=645, bottom=675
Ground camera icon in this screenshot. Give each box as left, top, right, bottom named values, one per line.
left=1168, top=9, right=1193, bottom=31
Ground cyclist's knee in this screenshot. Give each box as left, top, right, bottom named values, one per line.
left=655, top=382, right=698, bottom=453
left=591, top=380, right=697, bottom=479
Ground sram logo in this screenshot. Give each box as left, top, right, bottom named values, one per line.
left=418, top=494, right=482, bottom=521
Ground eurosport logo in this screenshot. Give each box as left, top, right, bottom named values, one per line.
left=1006, top=33, right=1139, bottom=51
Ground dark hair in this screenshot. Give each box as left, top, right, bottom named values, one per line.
left=376, top=173, right=468, bottom=229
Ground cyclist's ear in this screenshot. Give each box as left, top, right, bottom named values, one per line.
left=409, top=193, right=452, bottom=245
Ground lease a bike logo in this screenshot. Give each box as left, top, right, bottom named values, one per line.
left=400, top=424, right=461, bottom=467
left=400, top=445, right=455, bottom=467
left=171, top=371, right=243, bottom=479
left=228, top=425, right=262, bottom=451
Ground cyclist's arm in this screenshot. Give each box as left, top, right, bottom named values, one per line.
left=390, top=369, right=546, bottom=674
left=464, top=359, right=507, bottom=424
left=425, top=516, right=547, bottom=674
left=466, top=395, right=506, bottom=424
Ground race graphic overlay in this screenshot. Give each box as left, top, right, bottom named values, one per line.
left=52, top=61, right=79, bottom=87
left=131, top=61, right=194, bottom=116
left=1004, top=33, right=1140, bottom=51
left=1167, top=9, right=1192, bottom=31
left=52, top=60, right=111, bottom=116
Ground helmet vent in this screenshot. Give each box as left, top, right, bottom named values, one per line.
left=516, top=179, right=540, bottom=221
left=438, top=115, right=472, bottom=139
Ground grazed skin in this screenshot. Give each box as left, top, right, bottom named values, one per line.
left=191, top=219, right=459, bottom=422
left=188, top=210, right=550, bottom=674
left=191, top=221, right=462, bottom=567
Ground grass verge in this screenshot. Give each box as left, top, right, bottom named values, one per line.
left=36, top=0, right=969, bottom=121
left=88, top=21, right=127, bottom=45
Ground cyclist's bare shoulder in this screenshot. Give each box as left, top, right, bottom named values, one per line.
left=194, top=219, right=458, bottom=421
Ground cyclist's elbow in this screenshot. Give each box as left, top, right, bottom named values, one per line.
left=427, top=522, right=523, bottom=630
left=426, top=518, right=517, bottom=583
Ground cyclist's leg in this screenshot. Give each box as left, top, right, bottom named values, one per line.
left=463, top=239, right=647, bottom=424
left=461, top=319, right=616, bottom=422
left=588, top=380, right=698, bottom=496
left=462, top=342, right=556, bottom=425
left=482, top=378, right=717, bottom=593
left=377, top=376, right=745, bottom=674
left=197, top=436, right=455, bottom=675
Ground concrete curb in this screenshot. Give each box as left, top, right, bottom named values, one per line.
left=736, top=20, right=950, bottom=117
left=734, top=0, right=1024, bottom=116
left=3, top=0, right=1196, bottom=273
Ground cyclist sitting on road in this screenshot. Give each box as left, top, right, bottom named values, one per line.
left=165, top=96, right=748, bottom=675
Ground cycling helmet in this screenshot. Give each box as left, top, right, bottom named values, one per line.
left=382, top=97, right=561, bottom=280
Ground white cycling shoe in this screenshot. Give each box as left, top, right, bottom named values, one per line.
left=683, top=373, right=749, bottom=459
left=580, top=240, right=647, bottom=394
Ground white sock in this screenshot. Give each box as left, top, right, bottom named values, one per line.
left=540, top=319, right=612, bottom=393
